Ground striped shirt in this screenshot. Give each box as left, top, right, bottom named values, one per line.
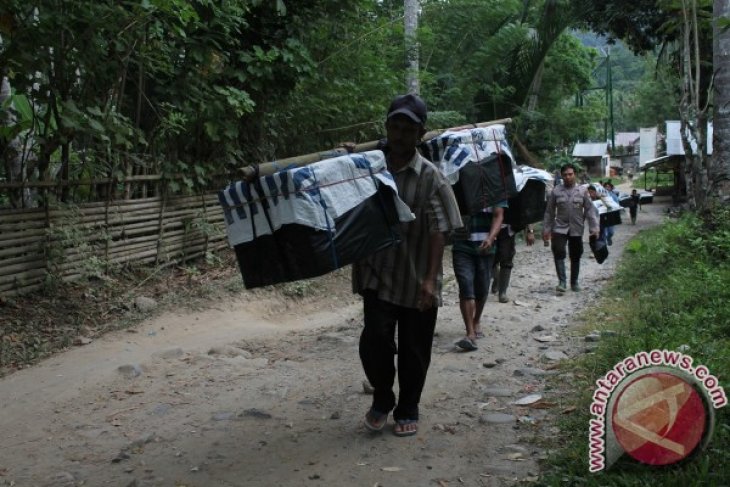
left=352, top=152, right=463, bottom=308
left=452, top=201, right=508, bottom=256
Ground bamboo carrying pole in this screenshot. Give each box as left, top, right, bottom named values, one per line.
left=238, top=118, right=512, bottom=180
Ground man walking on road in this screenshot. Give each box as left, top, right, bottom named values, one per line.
left=352, top=94, right=462, bottom=437
left=542, top=163, right=599, bottom=293
left=452, top=202, right=505, bottom=351
left=629, top=189, right=640, bottom=224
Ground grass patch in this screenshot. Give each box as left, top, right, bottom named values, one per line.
left=633, top=169, right=675, bottom=191
left=539, top=207, right=730, bottom=486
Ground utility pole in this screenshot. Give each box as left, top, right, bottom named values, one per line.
left=404, top=0, right=419, bottom=94
left=606, top=47, right=615, bottom=152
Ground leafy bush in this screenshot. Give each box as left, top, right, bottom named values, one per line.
left=542, top=152, right=584, bottom=174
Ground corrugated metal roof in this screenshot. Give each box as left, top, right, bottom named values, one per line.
left=641, top=155, right=672, bottom=169
left=614, top=132, right=640, bottom=147
left=572, top=142, right=608, bottom=158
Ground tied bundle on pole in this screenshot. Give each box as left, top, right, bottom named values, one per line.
left=220, top=118, right=514, bottom=290
left=219, top=151, right=415, bottom=289
left=504, top=166, right=553, bottom=232
left=582, top=183, right=623, bottom=227
left=237, top=118, right=512, bottom=181
left=422, top=123, right=552, bottom=231
left=422, top=124, right=518, bottom=214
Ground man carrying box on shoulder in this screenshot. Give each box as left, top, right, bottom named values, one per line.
left=353, top=94, right=462, bottom=437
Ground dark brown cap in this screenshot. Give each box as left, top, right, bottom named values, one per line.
left=387, top=93, right=427, bottom=126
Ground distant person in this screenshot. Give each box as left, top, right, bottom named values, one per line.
left=629, top=189, right=640, bottom=224
left=542, top=164, right=599, bottom=293
left=602, top=182, right=620, bottom=245
left=452, top=202, right=505, bottom=351
left=587, top=185, right=609, bottom=242
left=603, top=181, right=619, bottom=201
left=353, top=94, right=462, bottom=437
left=491, top=223, right=536, bottom=303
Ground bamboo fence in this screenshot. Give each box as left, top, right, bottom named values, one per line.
left=0, top=181, right=228, bottom=297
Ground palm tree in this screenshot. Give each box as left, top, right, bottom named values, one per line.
left=473, top=0, right=592, bottom=121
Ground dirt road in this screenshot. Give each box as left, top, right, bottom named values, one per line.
left=0, top=194, right=668, bottom=487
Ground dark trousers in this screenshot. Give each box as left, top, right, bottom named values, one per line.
left=359, top=290, right=438, bottom=421
left=551, top=233, right=583, bottom=261
left=494, top=227, right=516, bottom=269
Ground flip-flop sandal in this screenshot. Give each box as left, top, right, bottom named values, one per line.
left=364, top=408, right=388, bottom=432
left=456, top=337, right=478, bottom=351
left=475, top=331, right=485, bottom=339
left=393, top=419, right=418, bottom=437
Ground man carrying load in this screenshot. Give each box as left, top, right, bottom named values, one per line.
left=353, top=94, right=462, bottom=437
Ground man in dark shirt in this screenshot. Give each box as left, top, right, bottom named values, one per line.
left=629, top=189, right=640, bottom=224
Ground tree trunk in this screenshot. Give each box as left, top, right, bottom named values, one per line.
left=680, top=11, right=696, bottom=209
left=712, top=0, right=730, bottom=205
left=404, top=0, right=419, bottom=94
left=526, top=60, right=545, bottom=112
left=679, top=0, right=711, bottom=210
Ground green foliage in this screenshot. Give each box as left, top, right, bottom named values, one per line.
left=514, top=33, right=605, bottom=149
left=635, top=168, right=675, bottom=189
left=1, top=0, right=395, bottom=193
left=428, top=111, right=468, bottom=131
left=542, top=152, right=584, bottom=173
left=418, top=0, right=608, bottom=155
left=582, top=42, right=682, bottom=132
left=577, top=0, right=677, bottom=54
left=263, top=0, right=404, bottom=156
left=0, top=0, right=692, bottom=208
left=541, top=209, right=730, bottom=485
left=44, top=205, right=110, bottom=280
left=419, top=0, right=524, bottom=119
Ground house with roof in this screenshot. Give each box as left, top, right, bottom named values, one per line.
left=572, top=142, right=609, bottom=178
left=610, top=132, right=641, bottom=175
left=639, top=120, right=713, bottom=203
left=613, top=132, right=641, bottom=153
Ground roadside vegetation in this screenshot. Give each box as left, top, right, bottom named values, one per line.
left=633, top=169, right=676, bottom=191
left=540, top=207, right=730, bottom=485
